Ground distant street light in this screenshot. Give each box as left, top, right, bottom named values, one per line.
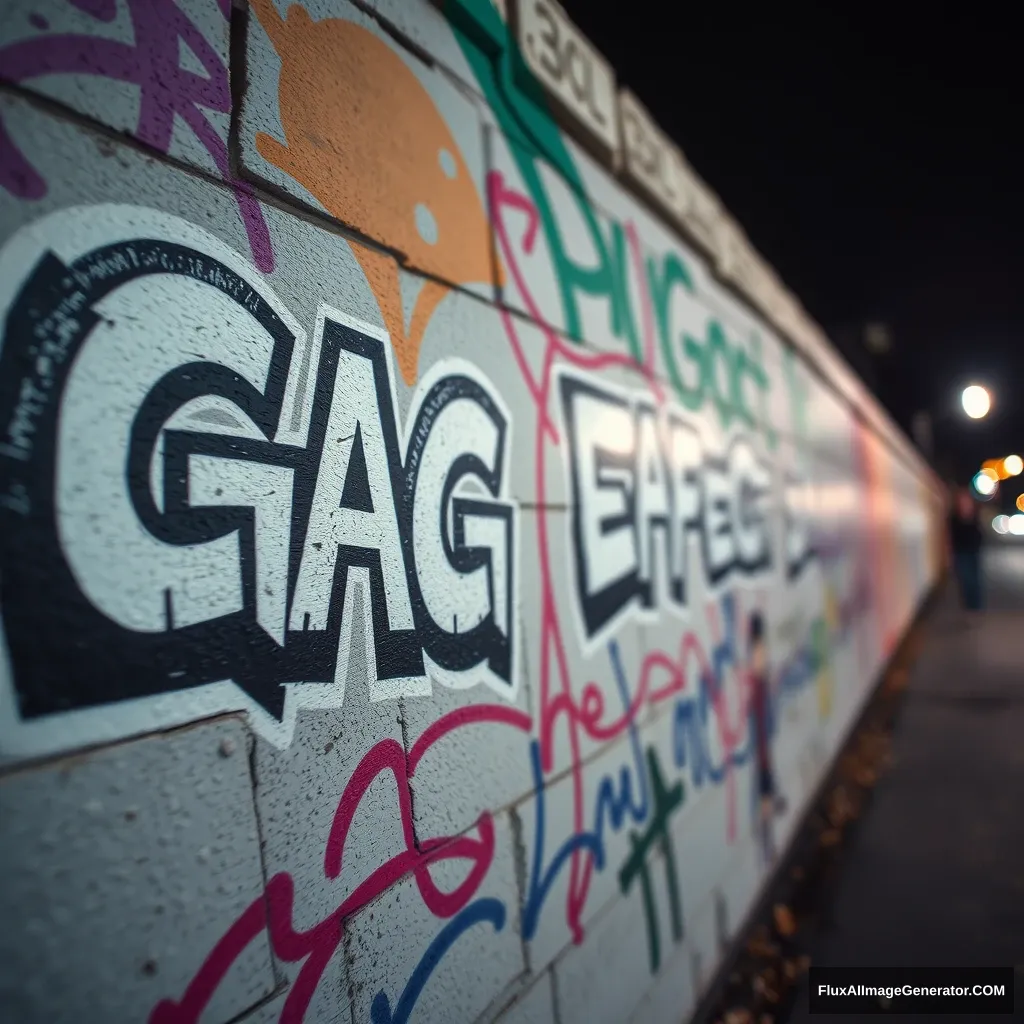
left=1004, top=454, right=1023, bottom=477
left=961, top=384, right=991, bottom=419
left=912, top=383, right=993, bottom=462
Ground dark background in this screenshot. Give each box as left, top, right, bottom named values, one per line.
left=560, top=1, right=1023, bottom=498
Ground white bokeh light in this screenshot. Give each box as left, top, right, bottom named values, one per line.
left=1010, top=514, right=1024, bottom=536
left=993, top=515, right=1010, bottom=535
left=973, top=471, right=997, bottom=496
left=1004, top=454, right=1023, bottom=476
left=961, top=385, right=991, bottom=419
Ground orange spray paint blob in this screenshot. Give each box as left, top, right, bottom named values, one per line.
left=250, top=0, right=499, bottom=384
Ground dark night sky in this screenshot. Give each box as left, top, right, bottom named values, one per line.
left=560, top=2, right=1024, bottom=492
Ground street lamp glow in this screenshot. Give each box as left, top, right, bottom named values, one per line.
left=1004, top=454, right=1023, bottom=476
left=1017, top=493, right=1024, bottom=513
left=993, top=515, right=1010, bottom=535
left=973, top=471, right=997, bottom=496
left=1010, top=514, right=1024, bottom=536
left=961, top=384, right=991, bottom=419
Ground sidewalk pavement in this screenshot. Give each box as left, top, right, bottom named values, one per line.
left=783, top=544, right=1024, bottom=1022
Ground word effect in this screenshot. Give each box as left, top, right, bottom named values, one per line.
left=558, top=367, right=785, bottom=642
left=0, top=214, right=517, bottom=743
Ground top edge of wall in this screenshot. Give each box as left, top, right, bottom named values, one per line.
left=394, top=0, right=934, bottom=485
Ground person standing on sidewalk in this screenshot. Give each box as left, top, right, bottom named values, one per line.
left=948, top=485, right=985, bottom=614
left=748, top=611, right=785, bottom=868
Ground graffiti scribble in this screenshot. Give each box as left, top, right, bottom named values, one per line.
left=618, top=747, right=684, bottom=973
left=0, top=0, right=274, bottom=271
left=149, top=704, right=532, bottom=1024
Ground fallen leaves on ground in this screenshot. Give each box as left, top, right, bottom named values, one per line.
left=773, top=904, right=797, bottom=937
left=747, top=934, right=780, bottom=959
left=724, top=1009, right=753, bottom=1024
left=885, top=667, right=909, bottom=693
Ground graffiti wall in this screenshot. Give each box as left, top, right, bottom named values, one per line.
left=0, top=2, right=942, bottom=1022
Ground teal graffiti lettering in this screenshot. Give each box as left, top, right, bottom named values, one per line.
left=648, top=252, right=701, bottom=408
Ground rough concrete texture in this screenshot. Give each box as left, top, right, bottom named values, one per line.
left=684, top=877, right=735, bottom=1009
left=403, top=673, right=535, bottom=840
left=343, top=811, right=525, bottom=1024
left=554, top=880, right=662, bottom=1024
left=0, top=716, right=274, bottom=1024
left=0, top=2, right=942, bottom=1023
left=234, top=992, right=294, bottom=1024
left=493, top=971, right=556, bottom=1024
left=358, top=0, right=492, bottom=94
left=628, top=938, right=697, bottom=1024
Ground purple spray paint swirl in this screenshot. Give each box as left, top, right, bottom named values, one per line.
left=0, top=0, right=274, bottom=271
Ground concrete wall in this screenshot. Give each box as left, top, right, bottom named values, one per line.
left=0, top=2, right=943, bottom=1023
